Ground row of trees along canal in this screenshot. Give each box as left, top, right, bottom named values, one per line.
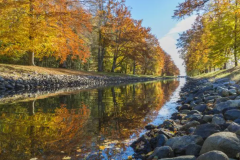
left=0, top=0, right=179, bottom=76
left=175, top=0, right=240, bottom=76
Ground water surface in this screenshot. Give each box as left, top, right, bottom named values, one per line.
left=0, top=79, right=184, bottom=160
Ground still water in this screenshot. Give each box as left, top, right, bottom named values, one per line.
left=0, top=79, right=185, bottom=160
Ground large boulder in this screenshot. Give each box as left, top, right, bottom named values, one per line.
left=224, top=109, right=240, bottom=120
left=215, top=100, right=240, bottom=112
left=160, top=155, right=196, bottom=160
left=193, top=123, right=221, bottom=139
left=197, top=150, right=229, bottom=160
left=147, top=146, right=174, bottom=160
left=200, top=132, right=240, bottom=158
left=165, top=135, right=203, bottom=154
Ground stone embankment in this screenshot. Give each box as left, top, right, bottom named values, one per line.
left=131, top=78, right=240, bottom=160
left=0, top=73, right=168, bottom=98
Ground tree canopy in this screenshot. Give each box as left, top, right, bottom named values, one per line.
left=0, top=0, right=179, bottom=76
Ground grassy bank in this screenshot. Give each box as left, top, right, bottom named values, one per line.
left=195, top=66, right=240, bottom=82
left=0, top=63, right=173, bottom=79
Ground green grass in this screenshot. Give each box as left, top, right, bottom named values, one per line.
left=0, top=63, right=176, bottom=79
left=195, top=66, right=240, bottom=82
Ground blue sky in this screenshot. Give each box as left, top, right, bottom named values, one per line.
left=125, top=0, right=197, bottom=75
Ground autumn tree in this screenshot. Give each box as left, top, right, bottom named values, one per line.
left=0, top=0, right=92, bottom=66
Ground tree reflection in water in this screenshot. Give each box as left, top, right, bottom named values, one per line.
left=0, top=80, right=179, bottom=160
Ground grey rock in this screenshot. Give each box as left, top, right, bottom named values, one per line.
left=227, top=122, right=240, bottom=132
left=5, top=84, right=14, bottom=89
left=219, top=88, right=229, bottom=97
left=165, top=135, right=203, bottom=154
left=224, top=109, right=240, bottom=120
left=185, top=144, right=201, bottom=156
left=190, top=101, right=197, bottom=107
left=197, top=150, right=229, bottom=160
left=185, top=94, right=194, bottom=104
left=200, top=132, right=240, bottom=158
left=180, top=110, right=191, bottom=114
left=223, top=81, right=235, bottom=86
left=205, top=96, right=221, bottom=101
left=156, top=134, right=168, bottom=147
left=160, top=155, right=196, bottom=160
left=234, top=119, right=240, bottom=125
left=229, top=89, right=237, bottom=95
left=203, top=115, right=213, bottom=122
left=235, top=96, right=240, bottom=100
left=145, top=124, right=157, bottom=130
left=188, top=110, right=201, bottom=115
left=215, top=100, right=240, bottom=112
left=180, top=121, right=200, bottom=131
left=147, top=146, right=174, bottom=160
left=185, top=114, right=203, bottom=121
left=212, top=115, right=226, bottom=125
left=216, top=97, right=230, bottom=104
left=193, top=124, right=221, bottom=139
left=194, top=104, right=207, bottom=112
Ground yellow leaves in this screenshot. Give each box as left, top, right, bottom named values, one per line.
left=62, top=156, right=71, bottom=160
left=0, top=0, right=92, bottom=63
left=99, top=146, right=105, bottom=150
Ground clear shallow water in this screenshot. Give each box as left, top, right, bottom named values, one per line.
left=0, top=79, right=185, bottom=160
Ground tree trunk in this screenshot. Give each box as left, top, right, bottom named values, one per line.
left=133, top=59, right=136, bottom=75
left=28, top=52, right=35, bottom=66
left=111, top=55, right=117, bottom=72
left=234, top=0, right=238, bottom=67
left=28, top=100, right=36, bottom=116
left=223, top=63, right=227, bottom=69
left=98, top=45, right=104, bottom=72
left=29, top=0, right=35, bottom=66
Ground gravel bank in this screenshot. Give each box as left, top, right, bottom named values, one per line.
left=130, top=78, right=240, bottom=160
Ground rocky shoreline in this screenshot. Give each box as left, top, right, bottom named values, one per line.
left=130, top=78, right=240, bottom=160
left=0, top=73, right=172, bottom=100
